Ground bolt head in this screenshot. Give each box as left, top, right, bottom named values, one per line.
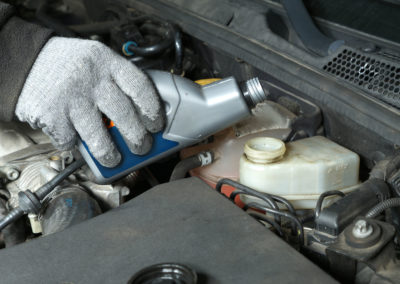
left=352, top=219, right=373, bottom=239
left=6, top=169, right=19, bottom=181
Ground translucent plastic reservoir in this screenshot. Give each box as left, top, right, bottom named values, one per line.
left=239, top=136, right=360, bottom=209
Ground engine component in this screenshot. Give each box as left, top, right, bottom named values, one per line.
left=0, top=178, right=336, bottom=283
left=0, top=123, right=130, bottom=237
left=239, top=136, right=360, bottom=209
left=315, top=179, right=390, bottom=239
left=79, top=70, right=268, bottom=184
left=180, top=84, right=320, bottom=201
left=326, top=218, right=397, bottom=283
left=0, top=159, right=85, bottom=232
left=215, top=178, right=300, bottom=243
left=40, top=186, right=101, bottom=235
left=180, top=101, right=294, bottom=202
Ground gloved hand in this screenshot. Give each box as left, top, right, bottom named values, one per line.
left=16, top=37, right=164, bottom=167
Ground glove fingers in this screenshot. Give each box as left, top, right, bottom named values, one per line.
left=69, top=99, right=121, bottom=168
left=97, top=84, right=153, bottom=155
left=111, top=59, right=164, bottom=133
left=41, top=118, right=77, bottom=151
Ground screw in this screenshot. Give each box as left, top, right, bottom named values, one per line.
left=352, top=219, right=373, bottom=239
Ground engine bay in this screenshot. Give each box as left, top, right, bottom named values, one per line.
left=1, top=0, right=400, bottom=283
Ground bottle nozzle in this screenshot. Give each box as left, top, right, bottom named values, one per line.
left=241, top=77, right=268, bottom=108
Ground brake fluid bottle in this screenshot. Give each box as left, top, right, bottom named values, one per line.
left=79, top=70, right=267, bottom=183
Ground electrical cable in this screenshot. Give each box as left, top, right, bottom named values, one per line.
left=366, top=197, right=400, bottom=218
left=314, top=190, right=345, bottom=219
left=248, top=202, right=304, bottom=245
left=0, top=159, right=85, bottom=231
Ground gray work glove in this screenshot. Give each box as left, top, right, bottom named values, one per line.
left=16, top=37, right=164, bottom=167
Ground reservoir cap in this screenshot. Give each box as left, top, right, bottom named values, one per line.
left=244, top=137, right=286, bottom=164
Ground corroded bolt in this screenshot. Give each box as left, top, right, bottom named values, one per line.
left=352, top=219, right=373, bottom=239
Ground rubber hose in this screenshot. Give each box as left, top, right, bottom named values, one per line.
left=173, top=29, right=183, bottom=74
left=127, top=23, right=174, bottom=57
left=366, top=198, right=400, bottom=218
left=170, top=152, right=214, bottom=181
left=281, top=0, right=344, bottom=56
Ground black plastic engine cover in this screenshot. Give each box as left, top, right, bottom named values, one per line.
left=0, top=178, right=335, bottom=283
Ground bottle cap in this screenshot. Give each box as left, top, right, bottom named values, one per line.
left=244, top=137, right=286, bottom=164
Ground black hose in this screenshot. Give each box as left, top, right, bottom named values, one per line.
left=0, top=199, right=25, bottom=247
left=127, top=23, right=174, bottom=57
left=69, top=21, right=119, bottom=36
left=173, top=29, right=183, bottom=74
left=170, top=156, right=201, bottom=182
left=281, top=0, right=344, bottom=56
left=366, top=198, right=400, bottom=218
left=127, top=38, right=173, bottom=57
left=314, top=190, right=345, bottom=219
left=36, top=0, right=75, bottom=37
left=248, top=212, right=284, bottom=237
left=248, top=202, right=304, bottom=245
left=298, top=212, right=315, bottom=224
left=170, top=152, right=213, bottom=182
left=0, top=159, right=85, bottom=232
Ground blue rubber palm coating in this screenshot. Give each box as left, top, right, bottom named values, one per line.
left=82, top=126, right=179, bottom=179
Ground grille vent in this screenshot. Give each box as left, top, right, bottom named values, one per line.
left=323, top=49, right=400, bottom=108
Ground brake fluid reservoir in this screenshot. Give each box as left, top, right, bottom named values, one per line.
left=239, top=136, right=360, bottom=209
